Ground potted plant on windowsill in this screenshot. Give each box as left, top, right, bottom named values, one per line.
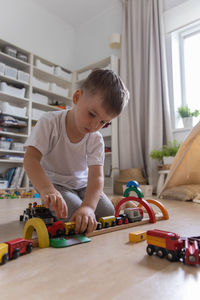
left=150, top=140, right=180, bottom=166
left=177, top=105, right=200, bottom=128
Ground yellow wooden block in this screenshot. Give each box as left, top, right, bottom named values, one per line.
left=129, top=230, right=147, bottom=243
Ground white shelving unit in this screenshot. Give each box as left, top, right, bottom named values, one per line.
left=0, top=39, right=73, bottom=189
left=0, top=37, right=119, bottom=194
left=73, top=56, right=120, bottom=194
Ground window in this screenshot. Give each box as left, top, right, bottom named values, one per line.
left=171, top=22, right=200, bottom=128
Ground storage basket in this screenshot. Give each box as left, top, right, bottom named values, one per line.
left=4, top=65, right=17, bottom=79
left=0, top=82, right=26, bottom=98
left=0, top=140, right=11, bottom=150
left=32, top=93, right=48, bottom=105
left=3, top=46, right=17, bottom=58
left=35, top=59, right=54, bottom=74
left=10, top=142, right=24, bottom=151
left=32, top=77, right=50, bottom=91
left=54, top=66, right=72, bottom=81
left=17, top=70, right=30, bottom=83
left=0, top=102, right=27, bottom=117
left=0, top=62, right=5, bottom=75
left=49, top=82, right=69, bottom=97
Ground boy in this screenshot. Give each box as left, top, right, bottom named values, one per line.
left=24, top=69, right=129, bottom=234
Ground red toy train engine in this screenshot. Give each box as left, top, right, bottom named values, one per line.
left=146, top=229, right=200, bottom=265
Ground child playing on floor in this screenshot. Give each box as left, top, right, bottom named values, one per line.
left=24, top=69, right=129, bottom=233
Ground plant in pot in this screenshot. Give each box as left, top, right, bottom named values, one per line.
left=150, top=140, right=180, bottom=165
left=177, top=105, right=200, bottom=128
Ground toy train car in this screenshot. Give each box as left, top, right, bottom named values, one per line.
left=20, top=204, right=56, bottom=225
left=47, top=221, right=76, bottom=238
left=98, top=208, right=143, bottom=229
left=0, top=238, right=33, bottom=265
left=146, top=229, right=200, bottom=266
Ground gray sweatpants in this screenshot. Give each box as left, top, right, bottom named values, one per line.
left=53, top=184, right=115, bottom=221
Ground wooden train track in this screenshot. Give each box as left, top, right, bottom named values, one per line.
left=86, top=213, right=164, bottom=237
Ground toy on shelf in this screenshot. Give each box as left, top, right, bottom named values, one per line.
left=129, top=230, right=147, bottom=243
left=146, top=229, right=200, bottom=266
left=0, top=238, right=33, bottom=265
left=0, top=188, right=38, bottom=199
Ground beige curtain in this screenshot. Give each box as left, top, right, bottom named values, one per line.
left=119, top=0, right=173, bottom=188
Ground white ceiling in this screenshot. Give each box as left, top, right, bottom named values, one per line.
left=32, top=0, right=120, bottom=28
left=31, top=0, right=188, bottom=28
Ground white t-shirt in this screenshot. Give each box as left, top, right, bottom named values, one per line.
left=25, top=110, right=105, bottom=189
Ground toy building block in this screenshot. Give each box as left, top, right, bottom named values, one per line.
left=129, top=230, right=147, bottom=243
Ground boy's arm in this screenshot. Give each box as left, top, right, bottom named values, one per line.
left=70, top=165, right=104, bottom=233
left=24, top=146, right=68, bottom=218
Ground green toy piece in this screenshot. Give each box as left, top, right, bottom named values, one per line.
left=50, top=234, right=91, bottom=248
left=123, top=186, right=144, bottom=198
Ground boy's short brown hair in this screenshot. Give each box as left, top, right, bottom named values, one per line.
left=80, top=69, right=129, bottom=115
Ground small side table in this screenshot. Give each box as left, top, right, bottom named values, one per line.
left=157, top=170, right=170, bottom=195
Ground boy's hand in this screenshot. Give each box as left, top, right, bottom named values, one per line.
left=40, top=189, right=68, bottom=219
left=70, top=206, right=97, bottom=234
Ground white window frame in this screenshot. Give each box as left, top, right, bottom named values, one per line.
left=171, top=21, right=200, bottom=129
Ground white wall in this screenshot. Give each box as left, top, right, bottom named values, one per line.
left=73, top=1, right=122, bottom=70
left=164, top=0, right=200, bottom=33
left=0, top=0, right=75, bottom=70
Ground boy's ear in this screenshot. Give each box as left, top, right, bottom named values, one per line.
left=73, top=89, right=83, bottom=104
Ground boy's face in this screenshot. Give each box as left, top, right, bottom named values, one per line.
left=72, top=89, right=116, bottom=135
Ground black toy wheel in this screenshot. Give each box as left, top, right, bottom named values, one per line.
left=156, top=248, right=166, bottom=258
left=27, top=243, right=33, bottom=253
left=166, top=251, right=177, bottom=262
left=2, top=253, right=9, bottom=264
left=12, top=249, right=20, bottom=259
left=146, top=245, right=155, bottom=256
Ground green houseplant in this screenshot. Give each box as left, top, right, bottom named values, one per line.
left=150, top=140, right=180, bottom=164
left=177, top=106, right=200, bottom=128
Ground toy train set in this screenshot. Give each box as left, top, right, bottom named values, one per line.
left=146, top=229, right=200, bottom=266
left=1, top=180, right=170, bottom=265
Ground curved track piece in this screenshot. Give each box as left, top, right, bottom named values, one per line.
left=23, top=218, right=49, bottom=248
left=115, top=196, right=156, bottom=223
left=137, top=199, right=169, bottom=220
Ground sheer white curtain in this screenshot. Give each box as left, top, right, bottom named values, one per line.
left=119, top=0, right=173, bottom=188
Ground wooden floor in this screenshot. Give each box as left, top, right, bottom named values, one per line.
left=1, top=197, right=200, bottom=300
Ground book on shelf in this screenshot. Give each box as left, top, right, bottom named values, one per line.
left=6, top=167, right=16, bottom=188
left=10, top=167, right=25, bottom=189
